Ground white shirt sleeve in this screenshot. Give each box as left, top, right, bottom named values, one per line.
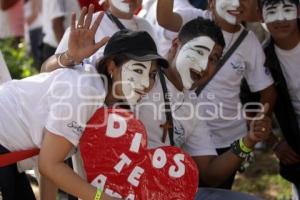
left=47, top=0, right=66, bottom=20
left=183, top=120, right=218, bottom=157
left=244, top=32, right=274, bottom=92
left=176, top=8, right=212, bottom=26
left=0, top=52, right=11, bottom=84
left=45, top=86, right=102, bottom=146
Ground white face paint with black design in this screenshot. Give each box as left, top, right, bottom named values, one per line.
left=263, top=0, right=298, bottom=23
left=175, top=36, right=215, bottom=90
left=121, top=60, right=152, bottom=106
left=111, top=0, right=131, bottom=13
left=216, top=0, right=240, bottom=25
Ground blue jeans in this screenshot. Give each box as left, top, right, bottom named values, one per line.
left=195, top=188, right=263, bottom=200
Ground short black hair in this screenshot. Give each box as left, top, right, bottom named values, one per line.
left=258, top=0, right=299, bottom=9
left=178, top=17, right=225, bottom=48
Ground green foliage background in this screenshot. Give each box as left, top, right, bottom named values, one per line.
left=0, top=38, right=37, bottom=79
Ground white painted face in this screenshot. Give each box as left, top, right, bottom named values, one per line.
left=111, top=0, right=131, bottom=13
left=121, top=60, right=152, bottom=106
left=215, top=0, right=240, bottom=25
left=263, top=0, right=298, bottom=23
left=175, top=36, right=215, bottom=90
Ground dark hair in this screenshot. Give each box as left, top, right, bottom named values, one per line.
left=178, top=17, right=225, bottom=48
left=96, top=54, right=129, bottom=83
left=258, top=0, right=299, bottom=9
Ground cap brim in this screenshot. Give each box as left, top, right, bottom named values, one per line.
left=124, top=51, right=169, bottom=68
left=96, top=51, right=169, bottom=74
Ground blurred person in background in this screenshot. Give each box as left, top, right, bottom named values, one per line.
left=24, top=0, right=43, bottom=69
left=0, top=0, right=24, bottom=44
left=79, top=0, right=107, bottom=11
left=41, top=0, right=80, bottom=62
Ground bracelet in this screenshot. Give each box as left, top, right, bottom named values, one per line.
left=239, top=138, right=253, bottom=153
left=94, top=188, right=102, bottom=200
left=57, top=53, right=72, bottom=68
left=57, top=51, right=80, bottom=68
left=231, top=139, right=252, bottom=159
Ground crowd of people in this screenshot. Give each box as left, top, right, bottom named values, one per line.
left=0, top=0, right=300, bottom=200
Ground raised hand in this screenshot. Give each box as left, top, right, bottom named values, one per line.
left=245, top=104, right=272, bottom=148
left=67, top=4, right=109, bottom=63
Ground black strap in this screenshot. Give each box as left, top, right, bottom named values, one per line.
left=195, top=29, right=249, bottom=96
left=105, top=11, right=127, bottom=30
left=158, top=68, right=175, bottom=146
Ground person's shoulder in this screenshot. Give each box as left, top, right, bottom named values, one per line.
left=133, top=15, right=152, bottom=26
left=243, top=29, right=262, bottom=46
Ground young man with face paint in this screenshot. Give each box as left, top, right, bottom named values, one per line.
left=258, top=0, right=300, bottom=197
left=137, top=18, right=272, bottom=193
left=157, top=0, right=277, bottom=189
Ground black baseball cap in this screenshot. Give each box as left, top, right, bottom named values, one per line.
left=97, top=29, right=169, bottom=69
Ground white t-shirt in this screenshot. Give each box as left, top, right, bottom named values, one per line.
left=144, top=4, right=211, bottom=57
left=137, top=75, right=217, bottom=157
left=42, top=0, right=80, bottom=48
left=140, top=0, right=194, bottom=25
left=24, top=0, right=42, bottom=31
left=55, top=13, right=156, bottom=65
left=0, top=65, right=105, bottom=171
left=197, top=27, right=274, bottom=148
left=0, top=51, right=12, bottom=84
left=275, top=41, right=300, bottom=127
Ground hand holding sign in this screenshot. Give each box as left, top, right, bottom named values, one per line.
left=80, top=108, right=198, bottom=200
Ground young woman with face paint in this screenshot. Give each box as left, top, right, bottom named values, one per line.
left=255, top=0, right=300, bottom=198
left=0, top=10, right=168, bottom=200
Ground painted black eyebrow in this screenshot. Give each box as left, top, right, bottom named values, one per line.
left=133, top=63, right=147, bottom=69
left=194, top=45, right=211, bottom=52
left=266, top=5, right=277, bottom=11
left=283, top=4, right=295, bottom=8
left=266, top=3, right=295, bottom=11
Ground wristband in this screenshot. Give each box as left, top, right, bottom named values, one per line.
left=239, top=138, right=253, bottom=153
left=94, top=188, right=102, bottom=200
left=231, top=139, right=252, bottom=159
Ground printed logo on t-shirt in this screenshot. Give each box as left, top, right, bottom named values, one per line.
left=231, top=61, right=245, bottom=75
left=173, top=119, right=185, bottom=147
left=230, top=53, right=246, bottom=75
left=67, top=121, right=84, bottom=136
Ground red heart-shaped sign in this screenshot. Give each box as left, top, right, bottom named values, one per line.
left=80, top=108, right=198, bottom=200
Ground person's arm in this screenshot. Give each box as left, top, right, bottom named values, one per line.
left=39, top=175, right=58, bottom=200
left=39, top=130, right=119, bottom=200
left=53, top=16, right=65, bottom=44
left=156, top=0, right=182, bottom=32
left=193, top=104, right=271, bottom=187
left=0, top=0, right=18, bottom=10
left=40, top=5, right=109, bottom=72
left=259, top=84, right=277, bottom=116
left=26, top=0, right=41, bottom=25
